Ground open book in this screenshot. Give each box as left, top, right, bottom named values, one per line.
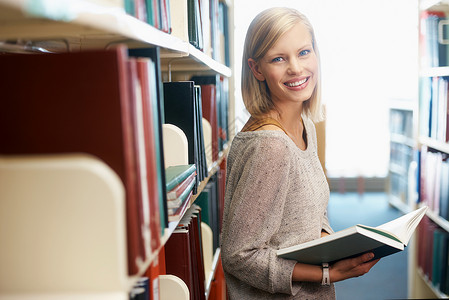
left=277, top=206, right=428, bottom=265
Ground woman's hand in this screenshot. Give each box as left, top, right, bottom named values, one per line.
left=329, top=252, right=380, bottom=283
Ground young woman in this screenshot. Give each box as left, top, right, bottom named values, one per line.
left=220, top=7, right=379, bottom=299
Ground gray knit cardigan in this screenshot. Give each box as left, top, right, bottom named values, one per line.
left=220, top=117, right=336, bottom=299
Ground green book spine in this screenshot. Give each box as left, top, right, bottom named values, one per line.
left=165, top=164, right=196, bottom=191
left=195, top=191, right=210, bottom=225
left=145, top=0, right=154, bottom=26
left=125, top=0, right=136, bottom=16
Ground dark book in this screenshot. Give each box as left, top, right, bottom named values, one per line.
left=136, top=57, right=163, bottom=251
left=164, top=81, right=208, bottom=193
left=191, top=75, right=229, bottom=151
left=439, top=232, right=449, bottom=294
left=177, top=205, right=206, bottom=300
left=195, top=85, right=209, bottom=178
left=165, top=228, right=194, bottom=299
left=195, top=84, right=218, bottom=161
left=130, top=47, right=169, bottom=232
left=187, top=0, right=203, bottom=49
left=127, top=57, right=151, bottom=263
left=196, top=175, right=219, bottom=252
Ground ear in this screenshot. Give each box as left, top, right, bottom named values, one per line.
left=248, top=58, right=265, bottom=81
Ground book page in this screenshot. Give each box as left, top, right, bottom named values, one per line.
left=375, top=206, right=427, bottom=245
left=356, top=225, right=402, bottom=243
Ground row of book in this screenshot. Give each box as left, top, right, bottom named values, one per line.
left=417, top=216, right=449, bottom=296
left=165, top=205, right=206, bottom=300
left=0, top=46, right=229, bottom=280
left=143, top=167, right=226, bottom=299
left=390, top=141, right=414, bottom=175
left=420, top=10, right=449, bottom=68
left=125, top=0, right=230, bottom=66
left=125, top=0, right=171, bottom=33
left=164, top=165, right=226, bottom=300
left=419, top=146, right=449, bottom=221
left=389, top=108, right=413, bottom=138
left=389, top=141, right=415, bottom=203
left=419, top=76, right=449, bottom=142
left=0, top=46, right=166, bottom=275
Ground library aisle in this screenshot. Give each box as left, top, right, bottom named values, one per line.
left=328, top=192, right=407, bottom=300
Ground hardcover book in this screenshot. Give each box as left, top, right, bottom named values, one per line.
left=277, top=206, right=428, bottom=265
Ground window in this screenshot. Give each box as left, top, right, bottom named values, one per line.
left=234, top=0, right=418, bottom=178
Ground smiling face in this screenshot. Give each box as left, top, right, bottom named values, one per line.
left=248, top=22, right=318, bottom=110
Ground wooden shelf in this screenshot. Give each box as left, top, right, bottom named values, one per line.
left=0, top=0, right=233, bottom=298
left=420, top=66, right=449, bottom=77
left=419, top=137, right=449, bottom=154
left=0, top=0, right=232, bottom=77
left=417, top=268, right=449, bottom=298
left=389, top=98, right=416, bottom=111
left=390, top=133, right=415, bottom=147
left=423, top=204, right=449, bottom=233
left=388, top=195, right=413, bottom=214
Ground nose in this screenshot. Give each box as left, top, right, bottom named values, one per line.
left=287, top=57, right=303, bottom=74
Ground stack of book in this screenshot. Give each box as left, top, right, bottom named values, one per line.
left=165, top=164, right=197, bottom=221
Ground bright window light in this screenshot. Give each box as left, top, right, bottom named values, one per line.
left=233, top=0, right=418, bottom=178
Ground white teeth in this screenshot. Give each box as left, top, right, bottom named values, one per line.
left=286, top=78, right=307, bottom=87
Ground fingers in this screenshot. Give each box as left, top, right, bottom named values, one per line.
left=358, top=252, right=375, bottom=263
left=329, top=253, right=380, bottom=282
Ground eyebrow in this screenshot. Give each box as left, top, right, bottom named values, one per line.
left=266, top=43, right=313, bottom=57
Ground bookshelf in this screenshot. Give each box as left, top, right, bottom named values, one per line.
left=388, top=99, right=416, bottom=214
left=410, top=0, right=449, bottom=298
left=0, top=0, right=233, bottom=299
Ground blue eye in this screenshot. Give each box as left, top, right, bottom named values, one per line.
left=272, top=57, right=284, bottom=62
left=299, top=50, right=311, bottom=56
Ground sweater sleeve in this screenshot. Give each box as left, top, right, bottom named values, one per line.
left=221, top=136, right=297, bottom=295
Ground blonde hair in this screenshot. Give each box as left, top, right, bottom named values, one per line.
left=241, top=7, right=323, bottom=121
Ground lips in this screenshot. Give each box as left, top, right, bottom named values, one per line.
left=284, top=77, right=309, bottom=88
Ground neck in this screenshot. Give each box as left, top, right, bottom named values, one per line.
left=267, top=104, right=306, bottom=150
left=268, top=104, right=303, bottom=135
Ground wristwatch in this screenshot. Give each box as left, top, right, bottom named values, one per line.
left=321, top=263, right=330, bottom=286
